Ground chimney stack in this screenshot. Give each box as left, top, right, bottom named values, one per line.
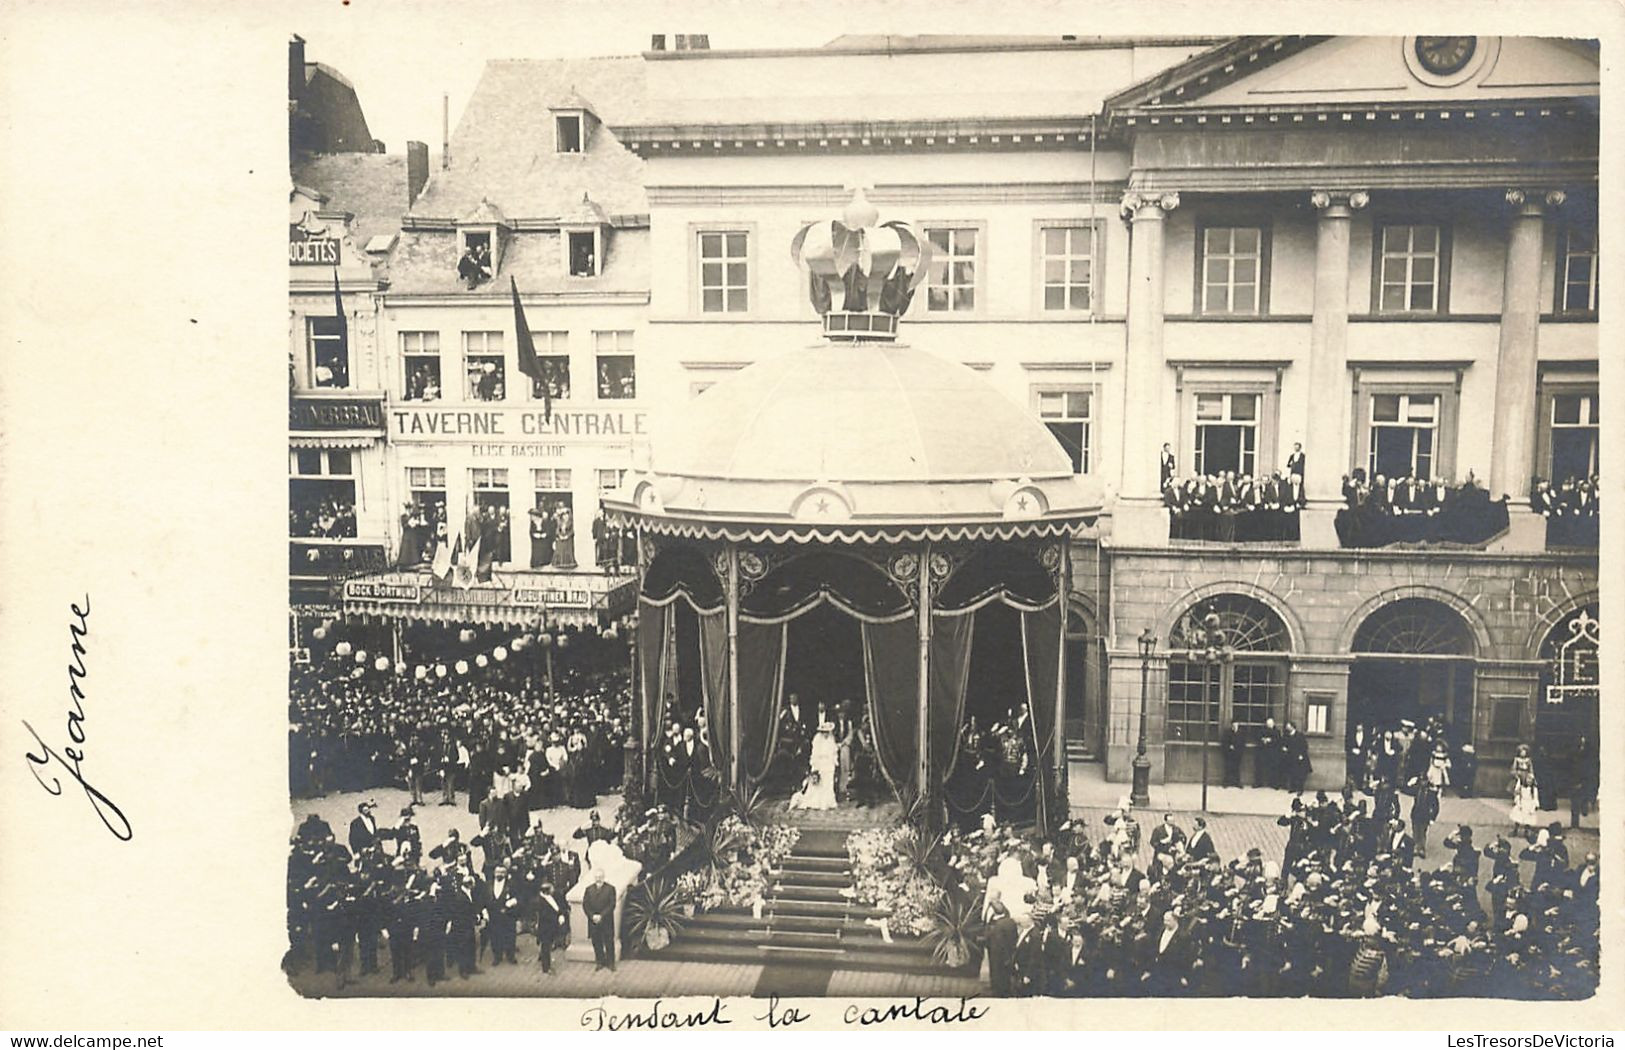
left=288, top=35, right=306, bottom=100
left=406, top=141, right=429, bottom=207
left=650, top=34, right=666, bottom=51
left=442, top=93, right=451, bottom=170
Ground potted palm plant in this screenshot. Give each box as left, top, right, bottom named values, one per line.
left=624, top=878, right=686, bottom=954
left=923, top=895, right=984, bottom=971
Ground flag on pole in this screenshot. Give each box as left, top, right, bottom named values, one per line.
left=511, top=277, right=549, bottom=422
left=332, top=269, right=349, bottom=360
left=431, top=532, right=458, bottom=582
left=455, top=534, right=481, bottom=589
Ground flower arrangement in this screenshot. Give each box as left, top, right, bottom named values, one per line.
left=846, top=826, right=944, bottom=937
left=672, top=868, right=713, bottom=914
left=702, top=816, right=800, bottom=910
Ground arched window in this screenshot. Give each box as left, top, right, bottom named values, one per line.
left=1166, top=594, right=1290, bottom=744
left=1352, top=597, right=1475, bottom=656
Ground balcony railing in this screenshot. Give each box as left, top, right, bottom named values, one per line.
left=290, top=538, right=390, bottom=577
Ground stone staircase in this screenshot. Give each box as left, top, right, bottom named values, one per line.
left=660, top=827, right=943, bottom=974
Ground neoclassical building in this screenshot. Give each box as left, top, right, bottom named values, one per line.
left=609, top=34, right=1599, bottom=793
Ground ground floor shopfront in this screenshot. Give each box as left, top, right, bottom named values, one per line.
left=1064, top=544, right=1598, bottom=796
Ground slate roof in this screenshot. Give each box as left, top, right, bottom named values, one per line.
left=290, top=153, right=409, bottom=253
left=386, top=224, right=647, bottom=297
left=408, top=56, right=648, bottom=221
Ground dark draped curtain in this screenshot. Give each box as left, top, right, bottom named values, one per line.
left=741, top=551, right=913, bottom=620
left=861, top=618, right=919, bottom=805
left=1021, top=603, right=1062, bottom=833
left=928, top=612, right=975, bottom=782
left=737, top=620, right=787, bottom=784
left=697, top=608, right=731, bottom=778
left=643, top=546, right=724, bottom=606
left=637, top=598, right=671, bottom=758
left=936, top=546, right=1056, bottom=612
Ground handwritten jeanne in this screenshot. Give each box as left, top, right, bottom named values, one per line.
left=21, top=596, right=132, bottom=840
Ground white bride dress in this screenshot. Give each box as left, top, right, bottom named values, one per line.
left=789, top=725, right=840, bottom=810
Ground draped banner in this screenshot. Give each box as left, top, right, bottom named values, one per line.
left=697, top=607, right=731, bottom=778
left=1021, top=604, right=1062, bottom=834
left=929, top=612, right=975, bottom=783
left=637, top=597, right=671, bottom=765
left=861, top=618, right=919, bottom=805
left=737, top=620, right=787, bottom=785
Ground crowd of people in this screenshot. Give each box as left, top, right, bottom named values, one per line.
left=404, top=363, right=442, bottom=402
left=968, top=792, right=1600, bottom=999
left=291, top=497, right=358, bottom=539
left=1164, top=472, right=1306, bottom=543
left=1534, top=474, right=1601, bottom=547
left=1335, top=470, right=1509, bottom=547
left=288, top=658, right=627, bottom=807
left=395, top=500, right=633, bottom=575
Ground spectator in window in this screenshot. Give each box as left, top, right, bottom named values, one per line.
left=528, top=504, right=556, bottom=569
left=552, top=504, right=578, bottom=571
left=458, top=243, right=492, bottom=288
left=473, top=362, right=500, bottom=401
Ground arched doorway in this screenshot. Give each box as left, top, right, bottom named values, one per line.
left=1063, top=601, right=1106, bottom=761
left=1164, top=594, right=1291, bottom=782
left=1348, top=597, right=1476, bottom=754
left=1536, top=603, right=1599, bottom=792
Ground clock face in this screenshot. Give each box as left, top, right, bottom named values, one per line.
left=1414, top=36, right=1477, bottom=76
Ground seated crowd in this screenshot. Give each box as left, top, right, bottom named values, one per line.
left=291, top=498, right=358, bottom=540
left=965, top=794, right=1599, bottom=999
left=1336, top=470, right=1509, bottom=548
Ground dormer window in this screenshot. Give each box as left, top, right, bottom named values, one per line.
left=458, top=229, right=494, bottom=288
left=568, top=230, right=598, bottom=277
left=556, top=113, right=584, bottom=153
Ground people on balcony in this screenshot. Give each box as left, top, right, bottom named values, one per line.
left=1336, top=470, right=1509, bottom=548
left=1164, top=470, right=1304, bottom=542
left=291, top=498, right=358, bottom=539
left=1533, top=474, right=1600, bottom=547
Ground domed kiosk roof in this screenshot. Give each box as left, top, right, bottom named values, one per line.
left=604, top=340, right=1100, bottom=543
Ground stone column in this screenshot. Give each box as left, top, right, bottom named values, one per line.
left=726, top=544, right=743, bottom=792
left=1300, top=190, right=1368, bottom=547
left=915, top=541, right=933, bottom=819
left=1490, top=189, right=1563, bottom=505
left=1115, top=191, right=1180, bottom=544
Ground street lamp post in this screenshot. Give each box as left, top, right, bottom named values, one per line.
left=1131, top=627, right=1155, bottom=807
left=1188, top=611, right=1234, bottom=813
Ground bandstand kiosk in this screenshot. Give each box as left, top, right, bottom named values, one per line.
left=602, top=192, right=1100, bottom=831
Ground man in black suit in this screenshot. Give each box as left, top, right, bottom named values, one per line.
left=1221, top=721, right=1244, bottom=787
left=348, top=801, right=380, bottom=855
left=1286, top=442, right=1306, bottom=481
left=984, top=898, right=1018, bottom=996
left=1149, top=813, right=1186, bottom=857
left=582, top=869, right=618, bottom=971
left=535, top=880, right=568, bottom=973
left=1160, top=443, right=1176, bottom=488
left=573, top=810, right=616, bottom=848
left=1186, top=816, right=1217, bottom=861
left=1256, top=718, right=1280, bottom=789
left=447, top=876, right=482, bottom=978
left=1013, top=915, right=1047, bottom=997
left=484, top=864, right=520, bottom=965
left=1146, top=910, right=1196, bottom=995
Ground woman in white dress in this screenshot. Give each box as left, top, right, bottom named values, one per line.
left=1508, top=742, right=1540, bottom=834
left=788, top=722, right=839, bottom=810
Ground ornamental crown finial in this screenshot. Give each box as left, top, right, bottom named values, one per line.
left=790, top=187, right=934, bottom=342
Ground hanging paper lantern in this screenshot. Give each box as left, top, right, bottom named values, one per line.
left=603, top=626, right=618, bottom=641
left=354, top=649, right=368, bottom=664
left=493, top=646, right=508, bottom=662
left=522, top=632, right=537, bottom=646
left=334, top=641, right=353, bottom=657
left=312, top=625, right=329, bottom=641
left=455, top=659, right=470, bottom=675
left=539, top=632, right=554, bottom=647
left=306, top=548, right=322, bottom=563
left=395, top=662, right=409, bottom=676
left=435, top=663, right=448, bottom=679
left=375, top=656, right=390, bottom=672
left=414, top=665, right=428, bottom=681
left=558, top=633, right=571, bottom=649
left=475, top=654, right=489, bottom=669
left=350, top=667, right=365, bottom=679
left=459, top=628, right=476, bottom=644
left=511, top=637, right=526, bottom=652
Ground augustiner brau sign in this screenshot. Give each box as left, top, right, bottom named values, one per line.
left=289, top=236, right=341, bottom=265
left=389, top=407, right=647, bottom=447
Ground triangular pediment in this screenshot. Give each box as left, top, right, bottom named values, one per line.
left=1129, top=36, right=1597, bottom=111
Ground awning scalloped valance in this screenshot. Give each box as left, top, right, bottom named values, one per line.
left=290, top=432, right=382, bottom=450
left=603, top=510, right=1093, bottom=546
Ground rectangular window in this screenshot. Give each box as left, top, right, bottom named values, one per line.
left=556, top=114, right=583, bottom=153
left=463, top=330, right=505, bottom=401
left=526, top=331, right=570, bottom=402
left=1377, top=223, right=1443, bottom=313
left=597, top=468, right=626, bottom=493
left=308, top=316, right=348, bottom=389
left=1489, top=695, right=1524, bottom=741
left=926, top=227, right=978, bottom=312
left=699, top=231, right=749, bottom=312
left=1304, top=693, right=1333, bottom=736
left=471, top=467, right=511, bottom=564
left=289, top=449, right=356, bottom=538
left=1167, top=661, right=1221, bottom=742
left=531, top=469, right=573, bottom=569
left=1550, top=392, right=1600, bottom=481
left=1230, top=662, right=1284, bottom=730
left=1200, top=226, right=1263, bottom=315
left=401, top=331, right=441, bottom=401
left=595, top=330, right=636, bottom=399
left=406, top=466, right=448, bottom=536
left=1193, top=392, right=1259, bottom=476
left=1036, top=389, right=1092, bottom=473
left=568, top=231, right=597, bottom=277
left=1039, top=225, right=1093, bottom=312
left=1560, top=227, right=1599, bottom=314
left=1369, top=393, right=1439, bottom=480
